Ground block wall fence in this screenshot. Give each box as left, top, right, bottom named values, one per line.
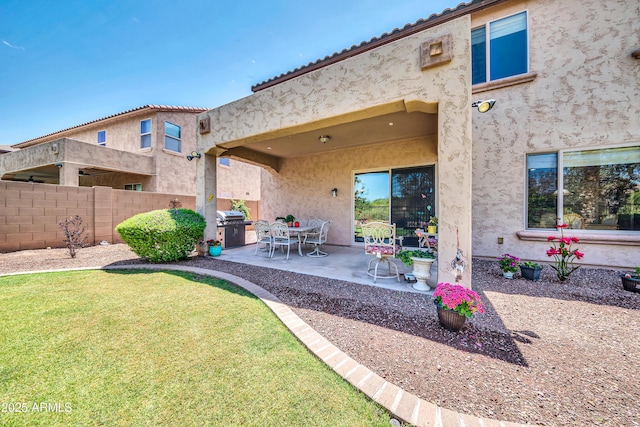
left=0, top=181, right=259, bottom=253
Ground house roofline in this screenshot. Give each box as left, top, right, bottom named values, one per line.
left=12, top=104, right=208, bottom=148
left=251, top=0, right=508, bottom=93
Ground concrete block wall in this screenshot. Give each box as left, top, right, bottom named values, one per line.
left=0, top=181, right=198, bottom=252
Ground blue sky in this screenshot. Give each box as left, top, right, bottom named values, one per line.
left=0, top=0, right=459, bottom=145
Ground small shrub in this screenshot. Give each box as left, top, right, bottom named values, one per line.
left=59, top=215, right=89, bottom=258
left=115, top=209, right=206, bottom=263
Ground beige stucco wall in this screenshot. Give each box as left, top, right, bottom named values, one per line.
left=216, top=159, right=261, bottom=201
left=260, top=137, right=437, bottom=245
left=198, top=17, right=473, bottom=284
left=471, top=0, right=640, bottom=268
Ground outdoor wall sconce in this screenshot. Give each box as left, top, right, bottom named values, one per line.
left=319, top=135, right=331, bottom=144
left=54, top=163, right=63, bottom=168
left=331, top=188, right=338, bottom=197
left=186, top=151, right=201, bottom=161
left=472, top=99, right=496, bottom=113
left=632, top=48, right=640, bottom=59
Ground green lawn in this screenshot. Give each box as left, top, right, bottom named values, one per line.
left=0, top=270, right=391, bottom=426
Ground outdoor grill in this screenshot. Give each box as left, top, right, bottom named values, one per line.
left=216, top=210, right=251, bottom=248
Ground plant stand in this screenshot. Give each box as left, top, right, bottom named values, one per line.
left=411, top=257, right=435, bottom=291
left=520, top=265, right=543, bottom=281
left=436, top=306, right=466, bottom=332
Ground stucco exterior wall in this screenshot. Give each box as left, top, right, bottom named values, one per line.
left=471, top=0, right=640, bottom=268
left=260, top=137, right=437, bottom=246
left=198, top=17, right=473, bottom=284
left=216, top=159, right=262, bottom=201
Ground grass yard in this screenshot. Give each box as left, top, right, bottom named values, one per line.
left=0, top=270, right=391, bottom=426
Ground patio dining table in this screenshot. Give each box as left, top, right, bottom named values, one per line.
left=286, top=225, right=317, bottom=256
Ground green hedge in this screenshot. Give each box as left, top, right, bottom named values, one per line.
left=115, top=209, right=206, bottom=263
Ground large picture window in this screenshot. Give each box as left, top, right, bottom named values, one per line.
left=472, top=11, right=528, bottom=85
left=527, top=147, right=640, bottom=231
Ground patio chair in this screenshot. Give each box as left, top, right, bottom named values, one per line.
left=253, top=220, right=272, bottom=255
left=269, top=222, right=301, bottom=259
left=304, top=220, right=331, bottom=257
left=362, top=222, right=401, bottom=283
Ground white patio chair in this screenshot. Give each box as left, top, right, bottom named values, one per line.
left=304, top=220, right=331, bottom=257
left=253, top=220, right=272, bottom=255
left=362, top=222, right=401, bottom=283
left=269, top=222, right=301, bottom=259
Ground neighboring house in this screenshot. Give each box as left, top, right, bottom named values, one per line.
left=195, top=0, right=639, bottom=285
left=0, top=105, right=261, bottom=202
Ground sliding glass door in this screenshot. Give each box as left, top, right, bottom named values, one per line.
left=354, top=166, right=436, bottom=245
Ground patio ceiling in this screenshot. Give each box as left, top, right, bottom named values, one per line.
left=218, top=110, right=437, bottom=159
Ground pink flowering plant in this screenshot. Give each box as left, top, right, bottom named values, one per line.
left=497, top=253, right=520, bottom=273
left=546, top=223, right=584, bottom=281
left=433, top=282, right=485, bottom=318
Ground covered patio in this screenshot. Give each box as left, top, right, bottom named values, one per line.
left=196, top=16, right=474, bottom=286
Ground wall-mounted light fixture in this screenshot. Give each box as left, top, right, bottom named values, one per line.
left=471, top=99, right=496, bottom=113
left=319, top=135, right=331, bottom=144
left=331, top=188, right=338, bottom=197
left=186, top=151, right=201, bottom=161
left=54, top=163, right=63, bottom=168
left=632, top=48, right=640, bottom=59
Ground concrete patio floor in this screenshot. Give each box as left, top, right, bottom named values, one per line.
left=219, top=242, right=438, bottom=294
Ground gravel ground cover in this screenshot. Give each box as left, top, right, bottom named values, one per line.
left=1, top=244, right=639, bottom=426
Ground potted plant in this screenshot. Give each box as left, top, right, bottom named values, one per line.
left=396, top=249, right=436, bottom=291
left=497, top=253, right=520, bottom=278
left=285, top=214, right=296, bottom=227
left=520, top=261, right=543, bottom=281
left=621, top=266, right=640, bottom=293
left=207, top=239, right=222, bottom=257
left=427, top=216, right=438, bottom=234
left=433, top=282, right=485, bottom=332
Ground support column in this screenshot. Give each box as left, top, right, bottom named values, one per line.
left=59, top=163, right=79, bottom=187
left=196, top=152, right=218, bottom=241
left=437, top=100, right=473, bottom=288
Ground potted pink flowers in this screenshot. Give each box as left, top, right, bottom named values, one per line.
left=433, top=282, right=485, bottom=332
left=546, top=223, right=584, bottom=281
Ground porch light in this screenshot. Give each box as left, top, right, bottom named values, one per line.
left=472, top=99, right=496, bottom=113
left=186, top=151, right=201, bottom=161
left=319, top=135, right=331, bottom=144
left=331, top=188, right=338, bottom=197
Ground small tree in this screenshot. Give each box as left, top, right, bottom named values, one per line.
left=59, top=215, right=89, bottom=258
left=230, top=199, right=250, bottom=220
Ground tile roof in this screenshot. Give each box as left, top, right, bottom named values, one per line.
left=12, top=104, right=208, bottom=148
left=251, top=0, right=507, bottom=92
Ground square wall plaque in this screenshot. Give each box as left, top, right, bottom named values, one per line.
left=420, top=33, right=452, bottom=70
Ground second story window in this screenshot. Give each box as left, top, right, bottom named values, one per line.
left=140, top=119, right=152, bottom=149
left=472, top=11, right=528, bottom=85
left=219, top=158, right=230, bottom=167
left=164, top=121, right=181, bottom=153
left=97, top=130, right=106, bottom=146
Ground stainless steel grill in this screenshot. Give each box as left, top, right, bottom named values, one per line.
left=216, top=210, right=251, bottom=248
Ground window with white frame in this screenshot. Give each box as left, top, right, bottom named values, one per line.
left=219, top=157, right=230, bottom=167
left=124, top=183, right=142, bottom=191
left=527, top=146, right=640, bottom=231
left=140, top=119, right=152, bottom=149
left=164, top=121, right=181, bottom=152
left=472, top=11, right=528, bottom=85
left=97, top=130, right=106, bottom=146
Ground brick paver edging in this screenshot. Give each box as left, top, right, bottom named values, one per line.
left=4, top=264, right=538, bottom=427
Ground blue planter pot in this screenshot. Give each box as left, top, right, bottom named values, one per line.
left=520, top=265, right=542, bottom=281
left=209, top=245, right=222, bottom=257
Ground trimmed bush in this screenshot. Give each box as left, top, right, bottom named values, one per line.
left=115, top=209, right=206, bottom=263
